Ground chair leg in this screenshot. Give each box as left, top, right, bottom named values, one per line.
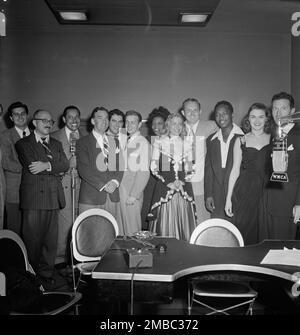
left=187, top=281, right=193, bottom=315
left=70, top=241, right=77, bottom=293
left=74, top=303, right=80, bottom=315
left=193, top=296, right=257, bottom=315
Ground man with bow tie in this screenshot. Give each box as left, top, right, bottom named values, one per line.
left=15, top=109, right=69, bottom=290
left=51, top=105, right=82, bottom=270
left=259, top=92, right=300, bottom=240
left=0, top=101, right=31, bottom=235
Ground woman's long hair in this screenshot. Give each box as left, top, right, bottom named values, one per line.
left=241, top=102, right=272, bottom=134
left=165, top=112, right=187, bottom=139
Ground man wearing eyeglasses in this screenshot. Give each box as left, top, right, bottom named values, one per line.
left=15, top=109, right=69, bottom=290
left=0, top=101, right=30, bottom=235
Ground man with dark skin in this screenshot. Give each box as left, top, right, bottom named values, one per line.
left=204, top=101, right=243, bottom=219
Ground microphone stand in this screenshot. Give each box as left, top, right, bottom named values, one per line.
left=71, top=161, right=76, bottom=226
left=69, top=136, right=78, bottom=225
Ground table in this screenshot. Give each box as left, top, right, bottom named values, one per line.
left=92, top=237, right=300, bottom=283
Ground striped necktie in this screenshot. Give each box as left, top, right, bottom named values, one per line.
left=103, top=135, right=109, bottom=166
left=41, top=137, right=53, bottom=160
left=114, top=135, right=120, bottom=149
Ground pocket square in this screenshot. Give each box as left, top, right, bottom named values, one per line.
left=287, top=144, right=294, bottom=151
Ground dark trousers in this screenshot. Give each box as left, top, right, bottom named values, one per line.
left=22, top=209, right=58, bottom=278
left=296, top=223, right=300, bottom=240
left=266, top=215, right=297, bottom=240
left=5, top=202, right=22, bottom=236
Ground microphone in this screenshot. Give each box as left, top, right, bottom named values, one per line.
left=269, top=114, right=300, bottom=183
left=69, top=131, right=79, bottom=155
left=278, top=111, right=300, bottom=126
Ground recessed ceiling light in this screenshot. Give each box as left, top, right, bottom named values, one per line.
left=180, top=13, right=211, bottom=24
left=58, top=11, right=87, bottom=21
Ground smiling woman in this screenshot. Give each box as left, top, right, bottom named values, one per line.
left=225, top=103, right=272, bottom=245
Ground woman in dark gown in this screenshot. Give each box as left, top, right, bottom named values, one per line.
left=141, top=106, right=170, bottom=229
left=225, top=103, right=272, bottom=245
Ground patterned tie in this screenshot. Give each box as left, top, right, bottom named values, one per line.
left=103, top=135, right=109, bottom=166
left=114, top=135, right=120, bottom=150
left=41, top=137, right=53, bottom=160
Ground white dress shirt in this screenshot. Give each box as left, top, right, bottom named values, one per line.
left=33, top=130, right=51, bottom=171
left=15, top=126, right=30, bottom=138
left=92, top=129, right=119, bottom=188
left=65, top=127, right=79, bottom=143
left=92, top=129, right=109, bottom=155
left=211, top=123, right=244, bottom=168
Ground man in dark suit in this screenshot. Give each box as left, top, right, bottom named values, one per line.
left=51, top=105, right=82, bottom=269
left=15, top=109, right=69, bottom=289
left=204, top=101, right=244, bottom=219
left=0, top=102, right=30, bottom=235
left=77, top=107, right=124, bottom=231
left=261, top=92, right=300, bottom=240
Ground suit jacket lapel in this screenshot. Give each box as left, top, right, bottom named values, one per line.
left=11, top=127, right=21, bottom=143
left=30, top=133, right=49, bottom=160
left=210, top=139, right=223, bottom=185
left=60, top=129, right=71, bottom=159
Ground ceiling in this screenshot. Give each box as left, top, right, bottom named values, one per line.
left=45, top=0, right=221, bottom=26
left=2, top=0, right=300, bottom=33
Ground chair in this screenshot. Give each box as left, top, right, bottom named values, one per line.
left=188, top=218, right=257, bottom=315
left=0, top=272, right=9, bottom=315
left=0, top=272, right=5, bottom=296
left=71, top=208, right=119, bottom=291
left=0, top=229, right=81, bottom=315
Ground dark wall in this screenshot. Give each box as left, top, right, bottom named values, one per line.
left=0, top=27, right=291, bottom=131
left=292, top=36, right=300, bottom=111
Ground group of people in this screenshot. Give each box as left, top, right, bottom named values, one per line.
left=205, top=92, right=300, bottom=245
left=0, top=92, right=299, bottom=290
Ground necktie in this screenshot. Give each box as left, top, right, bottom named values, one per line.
left=41, top=137, right=53, bottom=160
left=114, top=135, right=120, bottom=150
left=22, top=130, right=27, bottom=138
left=103, top=135, right=109, bottom=166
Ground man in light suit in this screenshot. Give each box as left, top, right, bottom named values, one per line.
left=119, top=110, right=150, bottom=236
left=77, top=107, right=124, bottom=232
left=51, top=105, right=82, bottom=268
left=0, top=101, right=31, bottom=235
left=204, top=101, right=243, bottom=219
left=181, top=98, right=218, bottom=225
left=15, top=110, right=69, bottom=289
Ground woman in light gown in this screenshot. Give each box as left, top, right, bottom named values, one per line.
left=148, top=113, right=197, bottom=241
left=225, top=103, right=272, bottom=245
